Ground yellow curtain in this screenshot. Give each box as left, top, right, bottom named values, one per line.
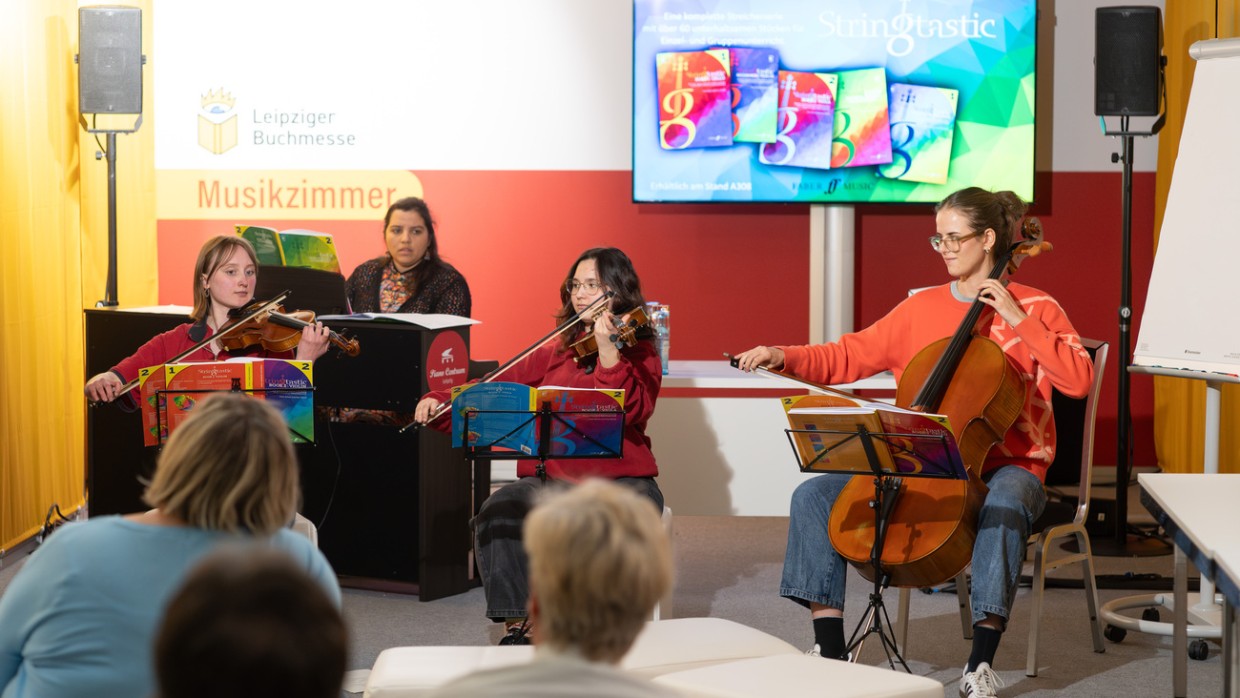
left=0, top=1, right=156, bottom=552
left=1152, top=1, right=1240, bottom=474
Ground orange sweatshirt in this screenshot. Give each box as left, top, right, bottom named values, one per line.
left=779, top=282, right=1094, bottom=482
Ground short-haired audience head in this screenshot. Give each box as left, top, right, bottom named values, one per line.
left=143, top=393, right=299, bottom=535
left=524, top=479, right=672, bottom=663
left=154, top=546, right=347, bottom=698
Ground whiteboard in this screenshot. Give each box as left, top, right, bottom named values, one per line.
left=1134, top=40, right=1240, bottom=375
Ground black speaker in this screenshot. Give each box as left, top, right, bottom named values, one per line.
left=78, top=6, right=142, bottom=114
left=1095, top=6, right=1163, bottom=116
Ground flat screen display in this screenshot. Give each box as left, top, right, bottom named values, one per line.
left=632, top=0, right=1037, bottom=203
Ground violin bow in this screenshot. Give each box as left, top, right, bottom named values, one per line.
left=109, top=292, right=290, bottom=398
left=723, top=352, right=893, bottom=409
left=398, top=291, right=616, bottom=434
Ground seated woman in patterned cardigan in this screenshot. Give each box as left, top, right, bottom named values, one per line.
left=345, top=196, right=471, bottom=316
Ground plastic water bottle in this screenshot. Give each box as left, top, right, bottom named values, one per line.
left=647, top=302, right=670, bottom=375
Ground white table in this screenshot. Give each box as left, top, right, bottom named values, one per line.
left=488, top=360, right=895, bottom=515
left=1139, top=473, right=1240, bottom=697
left=649, top=360, right=895, bottom=516
left=662, top=359, right=896, bottom=392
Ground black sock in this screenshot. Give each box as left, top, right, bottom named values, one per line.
left=812, top=617, right=846, bottom=659
left=967, top=625, right=1002, bottom=672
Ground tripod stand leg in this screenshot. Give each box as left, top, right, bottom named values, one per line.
left=845, top=584, right=913, bottom=672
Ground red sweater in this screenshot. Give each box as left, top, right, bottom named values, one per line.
left=110, top=322, right=292, bottom=403
left=427, top=339, right=662, bottom=480
left=779, top=282, right=1093, bottom=482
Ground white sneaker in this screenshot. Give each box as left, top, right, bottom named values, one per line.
left=805, top=644, right=852, bottom=661
left=959, top=662, right=1004, bottom=697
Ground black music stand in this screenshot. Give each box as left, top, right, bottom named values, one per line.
left=458, top=401, right=625, bottom=481
left=785, top=420, right=967, bottom=671
left=254, top=265, right=351, bottom=316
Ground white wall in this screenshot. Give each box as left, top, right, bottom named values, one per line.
left=1046, top=0, right=1164, bottom=173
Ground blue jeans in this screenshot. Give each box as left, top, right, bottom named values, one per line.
left=474, top=476, right=664, bottom=621
left=780, top=466, right=1046, bottom=627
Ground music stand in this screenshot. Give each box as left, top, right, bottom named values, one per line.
left=254, top=265, right=351, bottom=316
left=785, top=421, right=967, bottom=671
left=459, top=402, right=625, bottom=482
left=155, top=380, right=317, bottom=444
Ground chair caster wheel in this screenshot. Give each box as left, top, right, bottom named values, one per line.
left=1141, top=607, right=1160, bottom=622
left=1189, top=639, right=1210, bottom=661
left=1104, top=624, right=1127, bottom=643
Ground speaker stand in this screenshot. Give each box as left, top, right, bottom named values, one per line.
left=100, top=132, right=119, bottom=307
left=1096, top=116, right=1166, bottom=558
left=79, top=117, right=143, bottom=308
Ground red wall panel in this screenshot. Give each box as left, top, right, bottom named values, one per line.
left=157, top=169, right=1154, bottom=467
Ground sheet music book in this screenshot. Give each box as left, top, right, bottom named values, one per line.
left=782, top=395, right=966, bottom=479
left=449, top=382, right=625, bottom=457
left=316, top=312, right=479, bottom=330
left=140, top=358, right=314, bottom=446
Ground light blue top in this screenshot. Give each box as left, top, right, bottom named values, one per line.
left=0, top=516, right=339, bottom=698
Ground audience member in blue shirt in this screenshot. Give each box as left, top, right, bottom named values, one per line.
left=0, top=393, right=340, bottom=698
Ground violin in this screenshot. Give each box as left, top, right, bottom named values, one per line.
left=93, top=293, right=294, bottom=404
left=401, top=291, right=616, bottom=433
left=570, top=305, right=651, bottom=359
left=220, top=305, right=361, bottom=357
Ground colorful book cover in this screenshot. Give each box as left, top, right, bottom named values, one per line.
left=871, top=408, right=965, bottom=479
left=450, top=382, right=625, bottom=457
left=251, top=358, right=315, bottom=443
left=138, top=364, right=168, bottom=447
left=278, top=230, right=340, bottom=273
left=162, top=361, right=253, bottom=435
left=535, top=386, right=625, bottom=458
left=877, top=83, right=959, bottom=184
left=829, top=67, right=892, bottom=168
left=782, top=395, right=964, bottom=479
left=451, top=382, right=539, bottom=453
left=236, top=225, right=284, bottom=266
left=724, top=46, right=779, bottom=143
left=655, top=49, right=733, bottom=150
left=758, top=71, right=838, bottom=170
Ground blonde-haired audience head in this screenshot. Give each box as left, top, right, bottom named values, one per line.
left=143, top=392, right=299, bottom=535
left=0, top=392, right=339, bottom=698
left=526, top=479, right=673, bottom=663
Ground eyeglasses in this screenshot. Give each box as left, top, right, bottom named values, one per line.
left=565, top=280, right=604, bottom=295
left=928, top=231, right=981, bottom=252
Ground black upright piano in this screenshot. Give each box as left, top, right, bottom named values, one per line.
left=85, top=308, right=476, bottom=601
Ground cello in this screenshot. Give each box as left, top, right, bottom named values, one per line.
left=826, top=232, right=1052, bottom=589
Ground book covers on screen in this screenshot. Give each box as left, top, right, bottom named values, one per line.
left=655, top=49, right=733, bottom=150
left=449, top=382, right=625, bottom=458
left=652, top=47, right=958, bottom=179
left=139, top=358, right=314, bottom=446
left=236, top=225, right=341, bottom=273
left=781, top=395, right=967, bottom=480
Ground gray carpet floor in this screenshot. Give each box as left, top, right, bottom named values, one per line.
left=334, top=514, right=1225, bottom=696
left=0, top=507, right=1227, bottom=696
